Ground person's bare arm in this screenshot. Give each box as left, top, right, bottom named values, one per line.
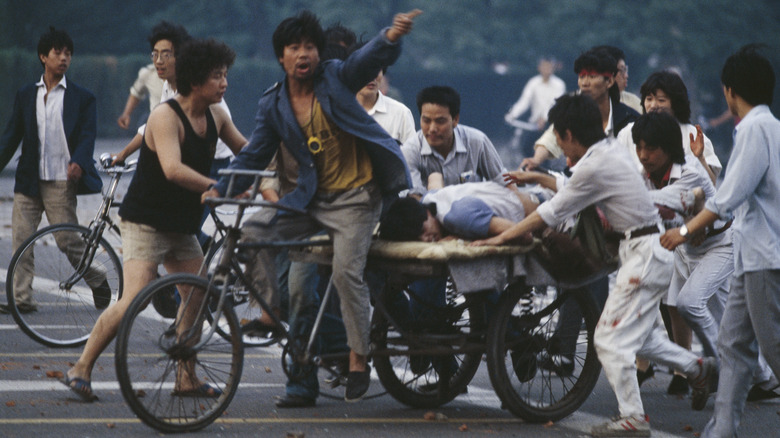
left=504, top=169, right=557, bottom=191
left=148, top=105, right=215, bottom=193
left=659, top=209, right=719, bottom=251
left=427, top=172, right=444, bottom=190
left=520, top=145, right=551, bottom=170
left=211, top=104, right=247, bottom=155
left=689, top=125, right=717, bottom=185
left=112, top=133, right=143, bottom=165
left=117, top=95, right=141, bottom=129
left=471, top=210, right=546, bottom=246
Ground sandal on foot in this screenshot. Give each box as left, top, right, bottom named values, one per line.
left=60, top=376, right=98, bottom=402
left=172, top=383, right=223, bottom=398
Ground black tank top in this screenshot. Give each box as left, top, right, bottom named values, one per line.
left=119, top=99, right=216, bottom=233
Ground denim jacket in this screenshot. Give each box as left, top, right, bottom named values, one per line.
left=215, top=29, right=412, bottom=215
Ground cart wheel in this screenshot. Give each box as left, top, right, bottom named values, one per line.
left=487, top=282, right=601, bottom=422
left=372, top=282, right=486, bottom=408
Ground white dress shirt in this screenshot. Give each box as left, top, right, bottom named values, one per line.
left=36, top=75, right=70, bottom=181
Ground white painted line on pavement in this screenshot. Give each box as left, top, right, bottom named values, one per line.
left=0, top=380, right=282, bottom=392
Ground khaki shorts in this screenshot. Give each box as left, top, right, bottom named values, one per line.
left=120, top=220, right=202, bottom=264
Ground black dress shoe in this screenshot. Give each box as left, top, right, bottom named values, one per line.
left=637, top=363, right=655, bottom=387
left=275, top=394, right=316, bottom=408
left=667, top=374, right=690, bottom=395
left=747, top=384, right=780, bottom=402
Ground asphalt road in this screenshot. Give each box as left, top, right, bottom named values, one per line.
left=0, top=141, right=778, bottom=437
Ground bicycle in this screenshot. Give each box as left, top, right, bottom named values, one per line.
left=5, top=155, right=135, bottom=348
left=114, top=168, right=603, bottom=432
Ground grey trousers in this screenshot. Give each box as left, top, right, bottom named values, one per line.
left=241, top=182, right=381, bottom=356
left=11, top=180, right=105, bottom=306
left=703, top=270, right=780, bottom=438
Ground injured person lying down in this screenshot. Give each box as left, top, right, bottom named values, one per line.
left=380, top=180, right=551, bottom=243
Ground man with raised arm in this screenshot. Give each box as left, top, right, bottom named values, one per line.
left=202, top=9, right=420, bottom=403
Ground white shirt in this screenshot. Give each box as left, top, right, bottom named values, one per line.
left=536, top=138, right=660, bottom=233
left=36, top=75, right=70, bottom=181
left=129, top=64, right=164, bottom=113
left=616, top=121, right=722, bottom=179
left=138, top=80, right=234, bottom=160
left=366, top=92, right=415, bottom=144
left=505, top=74, right=566, bottom=126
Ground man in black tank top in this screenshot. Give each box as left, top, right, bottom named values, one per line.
left=62, top=39, right=248, bottom=402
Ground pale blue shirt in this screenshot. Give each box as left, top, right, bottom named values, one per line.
left=705, top=105, right=780, bottom=275
left=402, top=124, right=506, bottom=195
left=36, top=75, right=70, bottom=181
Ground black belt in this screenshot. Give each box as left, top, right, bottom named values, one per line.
left=624, top=224, right=660, bottom=240
left=706, top=220, right=733, bottom=238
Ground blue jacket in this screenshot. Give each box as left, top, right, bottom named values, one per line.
left=215, top=29, right=412, bottom=214
left=0, top=79, right=101, bottom=196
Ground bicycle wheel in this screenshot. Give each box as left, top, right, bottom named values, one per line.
left=371, top=281, right=486, bottom=408
left=486, top=282, right=601, bottom=422
left=115, top=273, right=243, bottom=433
left=5, top=223, right=122, bottom=348
left=203, top=238, right=280, bottom=348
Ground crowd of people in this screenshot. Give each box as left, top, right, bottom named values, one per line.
left=0, top=8, right=778, bottom=438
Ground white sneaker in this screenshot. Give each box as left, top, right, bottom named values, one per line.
left=591, top=414, right=651, bottom=437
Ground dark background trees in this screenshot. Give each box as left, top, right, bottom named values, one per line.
left=1, top=0, right=778, bottom=164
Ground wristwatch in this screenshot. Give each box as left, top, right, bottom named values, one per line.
left=679, top=224, right=689, bottom=238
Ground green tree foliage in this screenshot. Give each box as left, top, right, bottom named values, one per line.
left=1, top=0, right=778, bottom=142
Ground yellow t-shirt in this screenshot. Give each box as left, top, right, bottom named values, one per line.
left=303, top=98, right=373, bottom=192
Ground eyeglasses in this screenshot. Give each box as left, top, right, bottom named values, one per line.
left=151, top=51, right=173, bottom=62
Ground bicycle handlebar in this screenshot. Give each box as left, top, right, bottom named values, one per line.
left=99, top=153, right=137, bottom=174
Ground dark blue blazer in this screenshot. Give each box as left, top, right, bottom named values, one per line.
left=0, top=78, right=101, bottom=197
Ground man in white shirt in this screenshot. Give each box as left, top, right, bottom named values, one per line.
left=505, top=57, right=566, bottom=158
left=474, top=94, right=717, bottom=437
left=0, top=27, right=106, bottom=313
left=355, top=67, right=415, bottom=144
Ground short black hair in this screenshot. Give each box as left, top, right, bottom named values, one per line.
left=379, top=197, right=435, bottom=242
left=148, top=21, right=191, bottom=55
left=631, top=112, right=685, bottom=165
left=639, top=71, right=692, bottom=123
left=574, top=48, right=620, bottom=104
left=37, top=27, right=73, bottom=66
left=325, top=22, right=356, bottom=48
left=416, top=86, right=460, bottom=118
left=272, top=10, right=325, bottom=60
left=176, top=39, right=235, bottom=96
left=548, top=94, right=606, bottom=148
left=592, top=45, right=625, bottom=63
left=721, top=44, right=775, bottom=106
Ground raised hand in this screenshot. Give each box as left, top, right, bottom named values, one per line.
left=689, top=124, right=705, bottom=158
left=386, top=9, right=423, bottom=42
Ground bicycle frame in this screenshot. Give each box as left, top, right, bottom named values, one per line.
left=60, top=160, right=136, bottom=290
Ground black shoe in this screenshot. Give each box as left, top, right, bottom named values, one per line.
left=747, top=384, right=780, bottom=402
left=637, top=364, right=655, bottom=387
left=241, top=319, right=282, bottom=338
left=275, top=394, right=315, bottom=408
left=345, top=366, right=371, bottom=402
left=0, top=303, right=38, bottom=314
left=410, top=355, right=431, bottom=375
left=91, top=280, right=112, bottom=309
left=667, top=374, right=690, bottom=395
left=511, top=351, right=538, bottom=382
left=538, top=352, right=574, bottom=377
